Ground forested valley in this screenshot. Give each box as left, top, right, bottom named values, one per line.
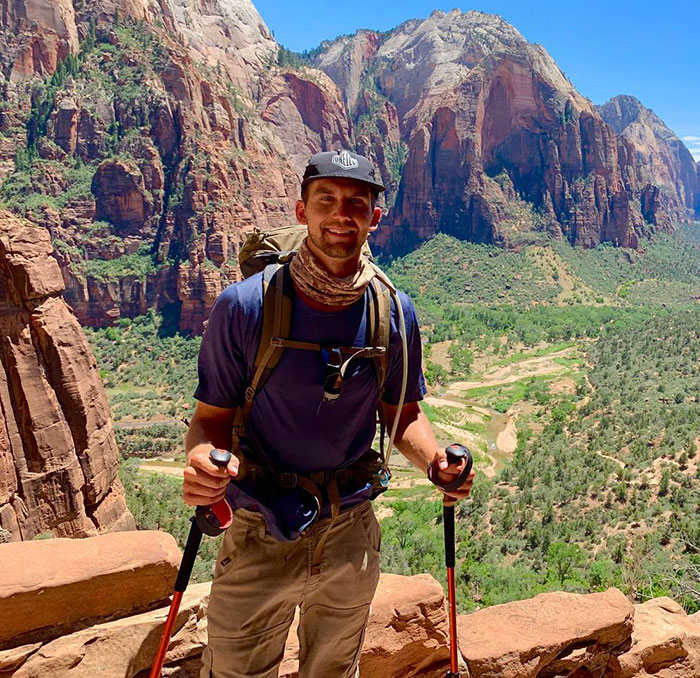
left=91, top=225, right=700, bottom=613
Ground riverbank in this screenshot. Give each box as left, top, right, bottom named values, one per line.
left=424, top=344, right=584, bottom=477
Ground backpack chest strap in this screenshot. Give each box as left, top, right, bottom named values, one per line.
left=241, top=338, right=386, bottom=426
left=270, top=336, right=386, bottom=358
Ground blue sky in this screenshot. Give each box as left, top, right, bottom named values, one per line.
left=254, top=1, right=700, bottom=161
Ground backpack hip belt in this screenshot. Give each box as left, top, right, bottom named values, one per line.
left=236, top=448, right=390, bottom=501
left=234, top=447, right=390, bottom=567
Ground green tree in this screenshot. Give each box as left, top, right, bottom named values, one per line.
left=448, top=343, right=474, bottom=375
left=547, top=542, right=584, bottom=586
left=424, top=361, right=449, bottom=387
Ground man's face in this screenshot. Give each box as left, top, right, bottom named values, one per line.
left=295, top=178, right=381, bottom=262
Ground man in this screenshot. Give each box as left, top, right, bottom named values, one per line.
left=184, top=150, right=474, bottom=678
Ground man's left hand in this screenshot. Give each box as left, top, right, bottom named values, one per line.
left=428, top=449, right=475, bottom=506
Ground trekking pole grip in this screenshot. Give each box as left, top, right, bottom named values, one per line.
left=174, top=450, right=233, bottom=592
left=429, top=443, right=473, bottom=493
left=194, top=449, right=234, bottom=537
left=443, top=443, right=473, bottom=490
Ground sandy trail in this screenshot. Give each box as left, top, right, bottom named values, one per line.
left=595, top=451, right=625, bottom=469
left=495, top=416, right=518, bottom=456
left=424, top=396, right=466, bottom=408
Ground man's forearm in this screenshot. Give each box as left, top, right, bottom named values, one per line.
left=382, top=401, right=440, bottom=472
left=185, top=413, right=233, bottom=464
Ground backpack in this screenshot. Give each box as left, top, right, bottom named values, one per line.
left=237, top=225, right=390, bottom=428
left=230, top=225, right=407, bottom=543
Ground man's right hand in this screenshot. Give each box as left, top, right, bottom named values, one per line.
left=183, top=449, right=239, bottom=506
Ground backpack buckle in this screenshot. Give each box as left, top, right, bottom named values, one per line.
left=244, top=386, right=256, bottom=402
left=270, top=337, right=284, bottom=347
left=278, top=472, right=298, bottom=488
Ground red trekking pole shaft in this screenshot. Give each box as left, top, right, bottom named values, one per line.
left=444, top=500, right=459, bottom=678
left=149, top=449, right=233, bottom=678
left=149, top=519, right=203, bottom=677
left=439, top=443, right=473, bottom=678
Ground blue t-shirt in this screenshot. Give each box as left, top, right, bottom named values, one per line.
left=194, top=271, right=426, bottom=538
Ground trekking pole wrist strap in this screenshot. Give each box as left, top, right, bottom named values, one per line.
left=427, top=444, right=473, bottom=493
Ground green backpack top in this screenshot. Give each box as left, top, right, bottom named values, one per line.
left=238, top=224, right=374, bottom=278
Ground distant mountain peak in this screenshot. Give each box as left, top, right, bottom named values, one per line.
left=598, top=95, right=699, bottom=212
left=598, top=95, right=665, bottom=134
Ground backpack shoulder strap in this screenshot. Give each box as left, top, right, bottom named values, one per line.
left=367, top=276, right=392, bottom=397
left=241, top=262, right=293, bottom=424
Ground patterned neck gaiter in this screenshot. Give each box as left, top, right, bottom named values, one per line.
left=289, top=238, right=375, bottom=307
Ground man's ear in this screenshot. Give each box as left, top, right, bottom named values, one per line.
left=369, top=206, right=382, bottom=232
left=295, top=199, right=307, bottom=224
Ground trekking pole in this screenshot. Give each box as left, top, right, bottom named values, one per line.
left=441, top=443, right=473, bottom=678
left=149, top=448, right=234, bottom=678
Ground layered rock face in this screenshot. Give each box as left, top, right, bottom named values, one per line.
left=0, top=209, right=133, bottom=540
left=167, top=0, right=278, bottom=99
left=0, top=0, right=79, bottom=81
left=598, top=95, right=700, bottom=218
left=0, top=0, right=351, bottom=332
left=313, top=10, right=694, bottom=252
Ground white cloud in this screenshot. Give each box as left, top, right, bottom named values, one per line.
left=682, top=135, right=700, bottom=162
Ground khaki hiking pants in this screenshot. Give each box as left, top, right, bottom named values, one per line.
left=200, top=500, right=381, bottom=678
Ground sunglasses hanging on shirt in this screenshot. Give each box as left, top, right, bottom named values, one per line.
left=319, top=345, right=383, bottom=404
left=321, top=346, right=343, bottom=402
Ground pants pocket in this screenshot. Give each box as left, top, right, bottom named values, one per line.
left=356, top=505, right=381, bottom=555
left=212, top=516, right=258, bottom=580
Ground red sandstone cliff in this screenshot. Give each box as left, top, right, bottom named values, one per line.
left=0, top=4, right=697, bottom=332
left=598, top=94, right=700, bottom=219
left=312, top=10, right=697, bottom=252
left=0, top=0, right=351, bottom=332
left=0, top=209, right=134, bottom=540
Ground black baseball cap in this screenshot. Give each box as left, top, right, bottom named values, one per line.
left=301, top=150, right=385, bottom=195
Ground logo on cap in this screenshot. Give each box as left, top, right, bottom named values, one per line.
left=331, top=151, right=359, bottom=170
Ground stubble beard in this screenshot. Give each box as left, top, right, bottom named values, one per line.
left=308, top=230, right=362, bottom=261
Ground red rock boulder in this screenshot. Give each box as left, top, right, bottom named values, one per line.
left=607, top=597, right=700, bottom=678
left=458, top=587, right=634, bottom=677
left=0, top=530, right=181, bottom=650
